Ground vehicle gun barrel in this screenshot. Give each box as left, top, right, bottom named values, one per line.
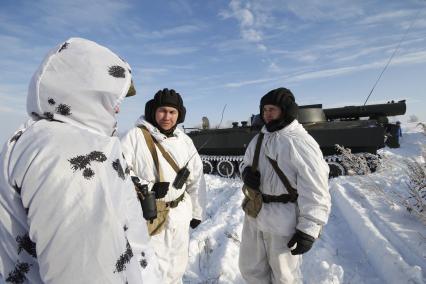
left=323, top=100, right=406, bottom=120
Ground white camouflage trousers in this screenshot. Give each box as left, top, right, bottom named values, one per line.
left=239, top=217, right=302, bottom=284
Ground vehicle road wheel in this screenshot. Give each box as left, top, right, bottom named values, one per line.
left=202, top=160, right=214, bottom=174
left=217, top=160, right=235, bottom=178
left=328, top=162, right=345, bottom=178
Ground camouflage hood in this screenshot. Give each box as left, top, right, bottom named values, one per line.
left=26, top=37, right=132, bottom=136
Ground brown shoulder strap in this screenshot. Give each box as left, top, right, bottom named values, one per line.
left=251, top=133, right=264, bottom=172
left=154, top=142, right=180, bottom=174
left=139, top=126, right=163, bottom=181
left=139, top=126, right=179, bottom=174
left=267, top=157, right=298, bottom=200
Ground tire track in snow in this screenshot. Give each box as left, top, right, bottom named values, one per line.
left=343, top=180, right=426, bottom=276
left=303, top=196, right=381, bottom=284
left=185, top=176, right=246, bottom=283
left=332, top=182, right=424, bottom=284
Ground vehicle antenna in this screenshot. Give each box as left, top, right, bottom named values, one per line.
left=363, top=9, right=421, bottom=106
left=172, top=104, right=227, bottom=189
left=185, top=104, right=227, bottom=166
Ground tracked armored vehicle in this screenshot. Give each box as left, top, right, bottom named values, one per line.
left=185, top=100, right=406, bottom=178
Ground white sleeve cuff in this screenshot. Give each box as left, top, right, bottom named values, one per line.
left=296, top=217, right=322, bottom=238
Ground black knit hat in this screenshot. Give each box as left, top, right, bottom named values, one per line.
left=145, top=88, right=186, bottom=125
left=260, top=87, right=298, bottom=122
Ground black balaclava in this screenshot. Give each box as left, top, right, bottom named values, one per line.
left=145, top=88, right=186, bottom=137
left=260, top=87, right=298, bottom=132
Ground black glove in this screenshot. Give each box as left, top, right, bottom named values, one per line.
left=287, top=230, right=315, bottom=255
left=242, top=166, right=261, bottom=190
left=151, top=182, right=169, bottom=199
left=190, top=219, right=201, bottom=229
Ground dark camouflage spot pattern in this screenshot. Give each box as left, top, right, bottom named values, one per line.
left=69, top=151, right=107, bottom=180
left=56, top=104, right=72, bottom=116
left=16, top=233, right=37, bottom=258
left=108, top=66, right=126, bottom=78
left=6, top=261, right=32, bottom=284
left=69, top=155, right=90, bottom=171
left=48, top=98, right=56, bottom=105
left=12, top=182, right=21, bottom=195
left=43, top=112, right=54, bottom=120
left=140, top=258, right=148, bottom=269
left=114, top=239, right=133, bottom=273
left=9, top=131, right=23, bottom=144
left=58, top=42, right=69, bottom=52
left=88, top=151, right=107, bottom=162
left=139, top=251, right=148, bottom=269
left=83, top=168, right=95, bottom=179
left=112, top=159, right=125, bottom=180
left=9, top=130, right=24, bottom=143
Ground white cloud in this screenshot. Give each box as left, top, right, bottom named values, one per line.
left=138, top=24, right=203, bottom=39
left=213, top=38, right=259, bottom=52
left=0, top=35, right=47, bottom=58
left=144, top=45, right=199, bottom=56
left=257, top=44, right=267, bottom=51
left=225, top=76, right=278, bottom=88
left=359, top=10, right=414, bottom=25
left=333, top=44, right=395, bottom=62
left=137, top=68, right=169, bottom=76
left=37, top=0, right=130, bottom=26
left=269, top=49, right=319, bottom=63
left=237, top=8, right=255, bottom=27
left=0, top=105, right=18, bottom=113
left=268, top=62, right=280, bottom=73
left=169, top=0, right=194, bottom=16
left=392, top=50, right=426, bottom=65
left=223, top=49, right=426, bottom=88
left=284, top=0, right=363, bottom=21
left=0, top=87, right=27, bottom=115
left=241, top=28, right=262, bottom=42
left=220, top=0, right=264, bottom=43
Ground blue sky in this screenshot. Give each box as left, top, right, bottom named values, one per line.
left=1, top=0, right=426, bottom=144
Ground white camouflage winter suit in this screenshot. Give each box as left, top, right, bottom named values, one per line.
left=121, top=118, right=207, bottom=284
left=239, top=120, right=331, bottom=284
left=0, top=38, right=161, bottom=283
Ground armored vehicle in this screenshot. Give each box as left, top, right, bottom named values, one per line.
left=185, top=100, right=406, bottom=178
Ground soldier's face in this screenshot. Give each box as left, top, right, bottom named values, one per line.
left=263, top=104, right=282, bottom=123
left=155, top=106, right=179, bottom=130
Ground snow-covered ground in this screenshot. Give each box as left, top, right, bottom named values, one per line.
left=184, top=122, right=426, bottom=284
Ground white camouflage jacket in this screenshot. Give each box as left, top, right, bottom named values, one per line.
left=0, top=38, right=161, bottom=283
left=120, top=118, right=207, bottom=225
left=241, top=119, right=331, bottom=238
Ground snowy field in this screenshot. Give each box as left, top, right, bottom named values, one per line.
left=184, top=122, right=426, bottom=284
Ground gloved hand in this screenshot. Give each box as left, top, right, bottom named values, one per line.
left=242, top=166, right=261, bottom=190
left=152, top=182, right=169, bottom=199
left=287, top=230, right=315, bottom=255
left=190, top=219, right=201, bottom=229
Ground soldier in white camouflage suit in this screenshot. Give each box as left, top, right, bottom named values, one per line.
left=0, top=38, right=161, bottom=283
left=239, top=87, right=331, bottom=284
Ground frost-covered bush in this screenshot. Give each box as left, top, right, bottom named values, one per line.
left=404, top=151, right=426, bottom=217
left=335, top=145, right=371, bottom=175
left=408, top=115, right=419, bottom=123
left=417, top=122, right=426, bottom=135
